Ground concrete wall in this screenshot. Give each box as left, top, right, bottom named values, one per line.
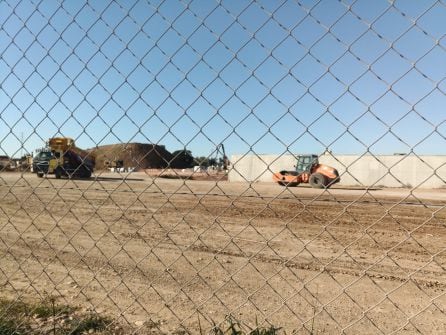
left=229, top=154, right=446, bottom=188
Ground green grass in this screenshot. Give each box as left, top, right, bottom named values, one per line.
left=32, top=297, right=73, bottom=319
left=0, top=299, right=30, bottom=335
left=0, top=317, right=25, bottom=335
left=0, top=297, right=114, bottom=335
left=208, top=316, right=281, bottom=335
left=69, top=315, right=110, bottom=335
left=1, top=297, right=284, bottom=335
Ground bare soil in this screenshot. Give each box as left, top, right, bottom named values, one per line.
left=143, top=168, right=228, bottom=181
left=0, top=172, right=445, bottom=334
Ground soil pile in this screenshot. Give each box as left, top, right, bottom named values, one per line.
left=89, top=143, right=173, bottom=171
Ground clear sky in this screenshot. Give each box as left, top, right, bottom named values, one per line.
left=1, top=0, right=445, bottom=159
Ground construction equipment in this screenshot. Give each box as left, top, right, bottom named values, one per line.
left=272, top=154, right=340, bottom=188
left=22, top=154, right=33, bottom=172
left=33, top=148, right=53, bottom=175
left=35, top=137, right=95, bottom=179
left=215, top=143, right=230, bottom=171
left=104, top=159, right=124, bottom=171
left=0, top=155, right=11, bottom=170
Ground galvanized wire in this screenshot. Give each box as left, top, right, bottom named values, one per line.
left=1, top=0, right=446, bottom=334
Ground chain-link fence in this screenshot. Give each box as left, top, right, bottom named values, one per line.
left=1, top=0, right=446, bottom=334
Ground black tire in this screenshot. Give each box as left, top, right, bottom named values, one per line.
left=37, top=172, right=44, bottom=178
left=82, top=169, right=92, bottom=178
left=332, top=170, right=340, bottom=184
left=55, top=167, right=62, bottom=179
left=326, top=173, right=340, bottom=188
left=77, top=165, right=92, bottom=178
left=309, top=173, right=326, bottom=189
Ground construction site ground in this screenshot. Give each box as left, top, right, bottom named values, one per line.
left=0, top=171, right=445, bottom=334
left=143, top=168, right=229, bottom=181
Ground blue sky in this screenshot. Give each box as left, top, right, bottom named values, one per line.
left=1, top=0, right=445, bottom=159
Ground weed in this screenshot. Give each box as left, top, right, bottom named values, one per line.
left=0, top=299, right=30, bottom=335
left=207, top=316, right=281, bottom=335
left=0, top=298, right=28, bottom=316
left=32, top=296, right=73, bottom=319
left=226, top=316, right=243, bottom=335
left=1, top=298, right=283, bottom=335
left=209, top=318, right=225, bottom=335
left=68, top=314, right=110, bottom=335
left=0, top=297, right=112, bottom=335
left=310, top=306, right=316, bottom=335
left=248, top=325, right=281, bottom=335
left=247, top=317, right=281, bottom=335
left=0, top=317, right=25, bottom=335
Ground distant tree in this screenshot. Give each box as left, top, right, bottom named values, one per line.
left=193, top=156, right=219, bottom=168
left=171, top=149, right=194, bottom=168
left=194, top=156, right=209, bottom=167
left=208, top=158, right=217, bottom=166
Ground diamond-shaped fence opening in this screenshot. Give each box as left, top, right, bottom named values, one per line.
left=1, top=1, right=446, bottom=334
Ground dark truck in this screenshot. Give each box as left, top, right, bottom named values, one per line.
left=33, top=138, right=95, bottom=179
left=32, top=149, right=53, bottom=177
left=52, top=148, right=94, bottom=178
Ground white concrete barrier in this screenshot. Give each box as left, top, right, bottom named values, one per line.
left=229, top=154, right=446, bottom=188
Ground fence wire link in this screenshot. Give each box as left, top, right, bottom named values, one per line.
left=1, top=0, right=446, bottom=334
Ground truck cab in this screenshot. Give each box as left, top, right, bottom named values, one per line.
left=33, top=149, right=54, bottom=177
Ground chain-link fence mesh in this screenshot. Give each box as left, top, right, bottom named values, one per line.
left=1, top=0, right=446, bottom=334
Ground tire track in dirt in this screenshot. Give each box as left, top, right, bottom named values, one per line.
left=3, top=227, right=445, bottom=297
left=188, top=244, right=446, bottom=289
left=2, top=189, right=444, bottom=269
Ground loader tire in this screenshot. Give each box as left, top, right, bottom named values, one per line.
left=309, top=173, right=326, bottom=189
left=82, top=169, right=92, bottom=178
left=55, top=167, right=62, bottom=179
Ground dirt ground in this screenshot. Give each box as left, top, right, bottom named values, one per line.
left=0, top=171, right=445, bottom=334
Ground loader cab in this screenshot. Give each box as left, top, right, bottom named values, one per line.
left=295, top=155, right=318, bottom=173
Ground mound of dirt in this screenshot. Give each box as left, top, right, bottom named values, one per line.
left=89, top=143, right=173, bottom=171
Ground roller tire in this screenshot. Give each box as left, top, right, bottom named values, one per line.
left=309, top=173, right=327, bottom=189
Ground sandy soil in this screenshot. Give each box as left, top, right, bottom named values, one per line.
left=0, top=171, right=445, bottom=334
